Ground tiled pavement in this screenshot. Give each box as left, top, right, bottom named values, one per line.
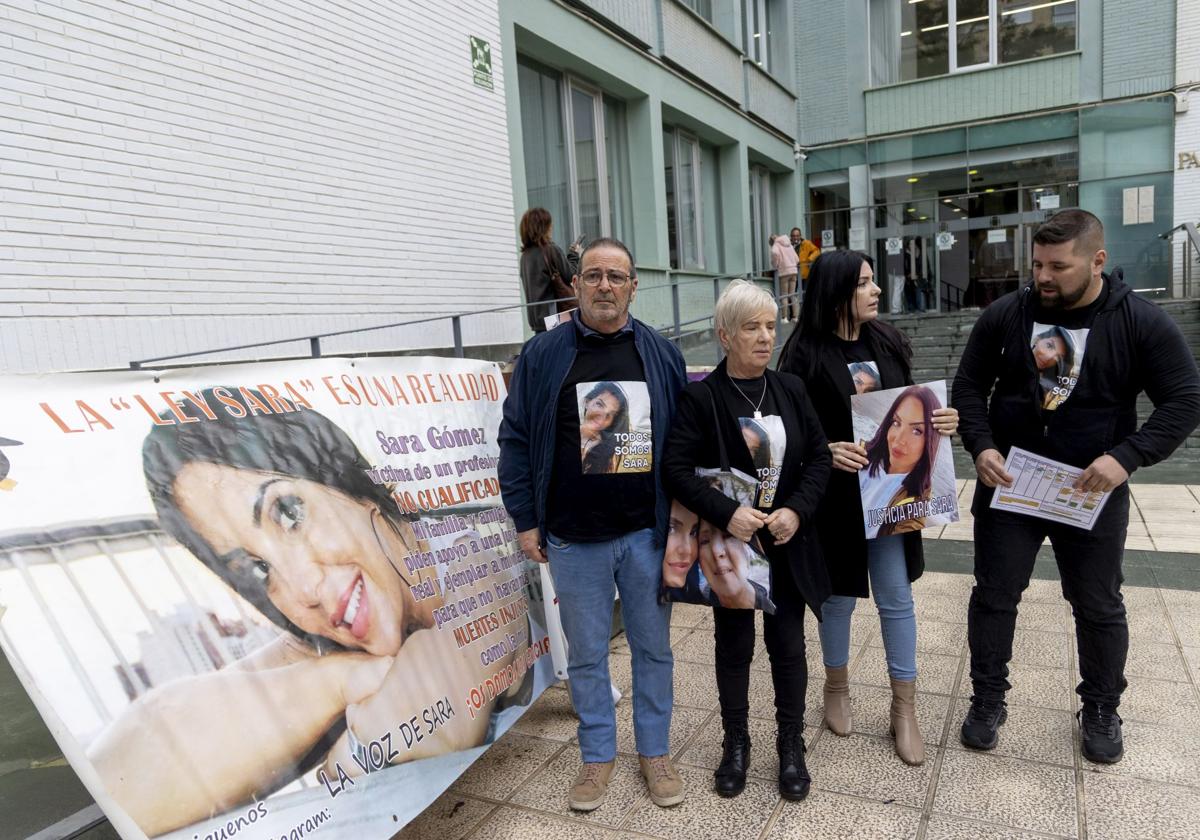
left=400, top=483, right=1199, bottom=839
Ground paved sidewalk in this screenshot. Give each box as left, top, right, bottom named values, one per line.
left=400, top=566, right=1200, bottom=840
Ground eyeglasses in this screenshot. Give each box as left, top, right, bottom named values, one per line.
left=579, top=268, right=632, bottom=287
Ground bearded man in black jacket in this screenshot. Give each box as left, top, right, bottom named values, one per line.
left=951, top=209, right=1200, bottom=764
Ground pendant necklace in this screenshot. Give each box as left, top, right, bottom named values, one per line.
left=728, top=371, right=766, bottom=420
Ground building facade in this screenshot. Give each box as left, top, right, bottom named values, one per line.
left=0, top=0, right=522, bottom=374
left=799, top=0, right=1180, bottom=314
left=1173, top=0, right=1200, bottom=293
left=501, top=0, right=804, bottom=332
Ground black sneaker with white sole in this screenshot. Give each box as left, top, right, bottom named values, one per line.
left=960, top=697, right=1008, bottom=750
left=1078, top=703, right=1123, bottom=764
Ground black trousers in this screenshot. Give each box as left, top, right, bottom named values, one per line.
left=968, top=490, right=1129, bottom=708
left=713, top=557, right=807, bottom=726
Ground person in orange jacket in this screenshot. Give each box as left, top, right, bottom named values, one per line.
left=790, top=227, right=821, bottom=301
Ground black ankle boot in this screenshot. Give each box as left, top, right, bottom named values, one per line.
left=776, top=723, right=810, bottom=801
left=714, top=720, right=750, bottom=798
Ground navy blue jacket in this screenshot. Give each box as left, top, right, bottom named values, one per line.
left=498, top=313, right=688, bottom=546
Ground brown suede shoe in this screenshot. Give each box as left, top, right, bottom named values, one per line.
left=568, top=760, right=615, bottom=811
left=639, top=754, right=684, bottom=807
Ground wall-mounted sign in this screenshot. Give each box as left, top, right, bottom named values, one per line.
left=1038, top=193, right=1061, bottom=210
left=987, top=229, right=1006, bottom=244
left=935, top=231, right=956, bottom=251
left=470, top=36, right=494, bottom=90
left=848, top=227, right=866, bottom=251
left=821, top=229, right=835, bottom=249
left=1179, top=151, right=1200, bottom=170
left=885, top=236, right=902, bottom=255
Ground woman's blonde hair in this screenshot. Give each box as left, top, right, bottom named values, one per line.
left=715, top=279, right=777, bottom=339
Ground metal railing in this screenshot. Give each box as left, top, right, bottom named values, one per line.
left=127, top=271, right=791, bottom=370
left=1160, top=222, right=1200, bottom=300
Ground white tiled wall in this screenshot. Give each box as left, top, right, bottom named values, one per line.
left=0, top=0, right=521, bottom=373
left=1174, top=0, right=1200, bottom=293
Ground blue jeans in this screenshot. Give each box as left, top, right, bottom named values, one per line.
left=546, top=528, right=673, bottom=761
left=818, top=535, right=917, bottom=681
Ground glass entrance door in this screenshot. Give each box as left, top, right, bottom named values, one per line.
left=874, top=199, right=941, bottom=315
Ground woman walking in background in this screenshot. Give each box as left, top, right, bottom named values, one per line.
left=518, top=207, right=579, bottom=332
left=777, top=251, right=957, bottom=766
left=770, top=234, right=800, bottom=323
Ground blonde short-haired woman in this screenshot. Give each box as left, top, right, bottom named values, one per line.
left=663, top=280, right=832, bottom=801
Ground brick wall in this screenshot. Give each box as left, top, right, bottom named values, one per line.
left=0, top=0, right=521, bottom=373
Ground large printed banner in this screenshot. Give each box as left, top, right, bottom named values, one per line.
left=0, top=357, right=553, bottom=840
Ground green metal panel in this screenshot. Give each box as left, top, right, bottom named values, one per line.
left=574, top=0, right=659, bottom=48
left=864, top=53, right=1081, bottom=137
left=1101, top=0, right=1175, bottom=99
left=796, top=0, right=851, bottom=145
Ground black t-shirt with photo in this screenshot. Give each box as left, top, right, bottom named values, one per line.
left=835, top=335, right=882, bottom=396
left=1030, top=281, right=1108, bottom=414
left=728, top=376, right=789, bottom=509
left=545, top=328, right=656, bottom=542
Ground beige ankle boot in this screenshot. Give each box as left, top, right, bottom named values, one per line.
left=823, top=665, right=852, bottom=736
left=889, top=678, right=925, bottom=766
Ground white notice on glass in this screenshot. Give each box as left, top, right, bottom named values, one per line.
left=1138, top=185, right=1155, bottom=224
left=1122, top=187, right=1139, bottom=225
left=989, top=446, right=1112, bottom=530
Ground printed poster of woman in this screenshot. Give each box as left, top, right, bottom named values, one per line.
left=660, top=469, right=775, bottom=612
left=1031, top=323, right=1088, bottom=411
left=576, top=380, right=653, bottom=474
left=0, top=359, right=553, bottom=840
left=851, top=381, right=959, bottom=539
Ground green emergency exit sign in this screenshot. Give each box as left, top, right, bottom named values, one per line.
left=470, top=36, right=493, bottom=91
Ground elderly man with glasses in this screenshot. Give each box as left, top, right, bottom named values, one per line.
left=499, top=237, right=688, bottom=812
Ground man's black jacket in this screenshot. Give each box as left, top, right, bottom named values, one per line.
left=952, top=269, right=1200, bottom=495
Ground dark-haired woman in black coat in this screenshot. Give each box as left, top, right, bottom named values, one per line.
left=777, top=251, right=957, bottom=767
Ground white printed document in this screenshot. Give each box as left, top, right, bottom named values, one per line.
left=988, top=446, right=1112, bottom=530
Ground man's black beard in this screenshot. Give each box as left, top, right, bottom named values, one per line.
left=1039, top=277, right=1090, bottom=310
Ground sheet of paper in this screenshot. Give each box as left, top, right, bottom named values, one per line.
left=544, top=307, right=576, bottom=330
left=1122, top=187, right=1138, bottom=225
left=989, top=446, right=1112, bottom=530
left=1138, top=185, right=1155, bottom=224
